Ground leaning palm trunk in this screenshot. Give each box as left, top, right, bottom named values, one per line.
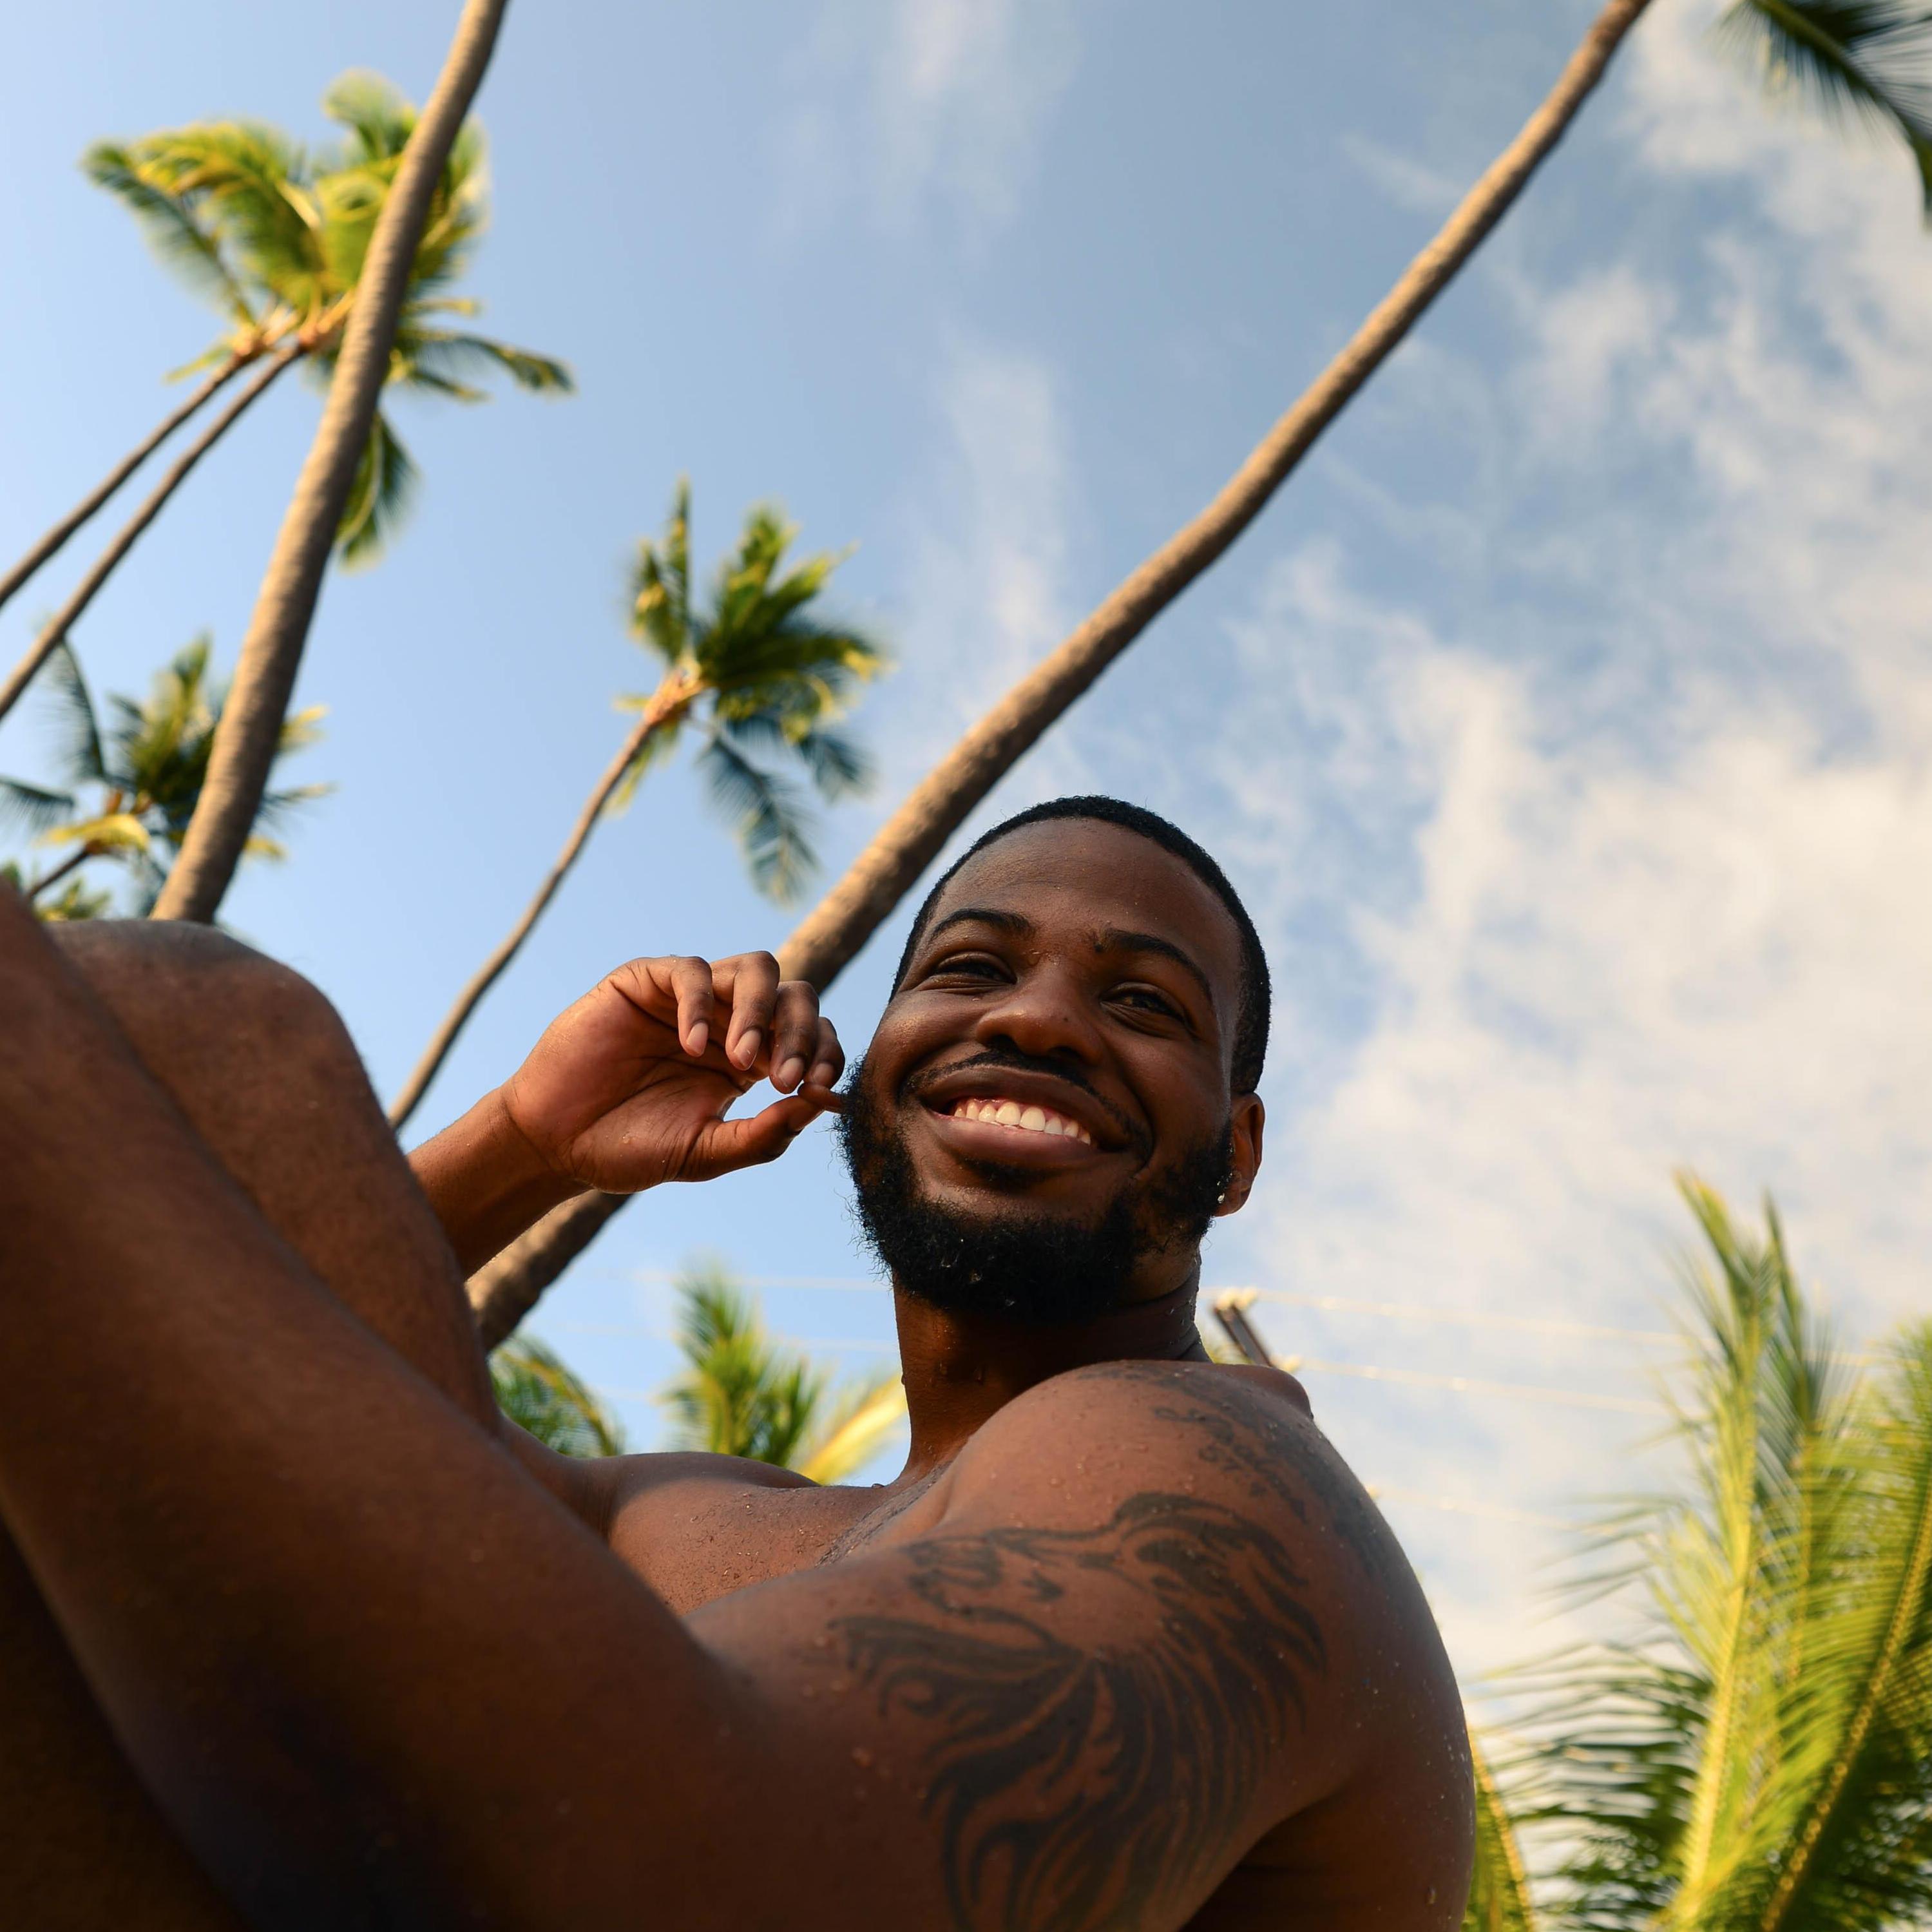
left=466, top=0, right=1656, bottom=1346
left=0, top=354, right=250, bottom=623
left=0, top=349, right=298, bottom=726
left=388, top=674, right=697, bottom=1131
left=151, top=0, right=512, bottom=925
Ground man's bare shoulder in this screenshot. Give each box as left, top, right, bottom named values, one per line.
left=942, top=1357, right=1402, bottom=1594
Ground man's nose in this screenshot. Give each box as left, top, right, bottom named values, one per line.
left=971, top=964, right=1104, bottom=1066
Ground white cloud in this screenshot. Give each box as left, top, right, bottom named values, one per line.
left=775, top=0, right=1081, bottom=244
left=1165, top=0, right=1932, bottom=1675
left=1342, top=133, right=1463, bottom=215
left=878, top=340, right=1091, bottom=801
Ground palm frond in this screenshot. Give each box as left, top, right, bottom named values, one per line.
left=796, top=1375, right=907, bottom=1486
left=34, top=873, right=113, bottom=922
left=128, top=124, right=328, bottom=319
left=45, top=810, right=151, bottom=854
left=698, top=732, right=818, bottom=903
left=627, top=481, right=694, bottom=666
left=320, top=69, right=416, bottom=165
left=82, top=140, right=256, bottom=325
left=1721, top=1, right=1932, bottom=214
left=390, top=326, right=574, bottom=398
left=790, top=725, right=874, bottom=800
left=1464, top=1736, right=1539, bottom=1932
left=603, top=709, right=684, bottom=816
left=661, top=1259, right=827, bottom=1464
left=1743, top=1321, right=1932, bottom=1932
left=335, top=410, right=419, bottom=567
left=491, top=1335, right=626, bottom=1459
left=40, top=640, right=108, bottom=787
left=0, top=777, right=78, bottom=836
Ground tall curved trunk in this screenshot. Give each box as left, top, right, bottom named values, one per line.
left=0, top=354, right=247, bottom=623
left=0, top=350, right=298, bottom=727
left=388, top=676, right=694, bottom=1133
left=465, top=0, right=1657, bottom=1345
left=150, top=0, right=513, bottom=924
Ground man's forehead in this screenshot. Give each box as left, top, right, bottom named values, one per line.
left=917, top=821, right=1244, bottom=994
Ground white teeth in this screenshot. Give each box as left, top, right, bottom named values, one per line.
left=950, top=1097, right=1094, bottom=1145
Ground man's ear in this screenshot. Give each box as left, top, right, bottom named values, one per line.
left=1213, top=1093, right=1265, bottom=1218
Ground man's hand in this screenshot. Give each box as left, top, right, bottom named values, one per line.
left=409, top=952, right=845, bottom=1276
left=499, top=952, right=845, bottom=1194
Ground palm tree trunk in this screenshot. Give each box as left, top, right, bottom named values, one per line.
left=388, top=676, right=695, bottom=1133
left=0, top=349, right=299, bottom=728
left=0, top=355, right=248, bottom=622
left=149, top=0, right=512, bottom=926
left=463, top=0, right=1658, bottom=1344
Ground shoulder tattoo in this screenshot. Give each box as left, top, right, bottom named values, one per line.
left=825, top=1373, right=1337, bottom=1929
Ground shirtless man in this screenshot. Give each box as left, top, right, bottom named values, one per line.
left=0, top=794, right=1471, bottom=1931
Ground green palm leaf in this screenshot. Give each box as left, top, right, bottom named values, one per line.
left=491, top=1335, right=626, bottom=1459
left=1722, top=2, right=1932, bottom=213
left=0, top=777, right=77, bottom=836
left=335, top=410, right=419, bottom=567
left=390, top=326, right=573, bottom=397
left=320, top=68, right=416, bottom=165
left=698, top=732, right=817, bottom=903
left=1497, top=1181, right=1932, bottom=1932
left=660, top=1260, right=895, bottom=1476
left=1464, top=1737, right=1539, bottom=1932
left=80, top=141, right=255, bottom=325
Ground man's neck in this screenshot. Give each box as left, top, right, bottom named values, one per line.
left=889, top=1275, right=1209, bottom=1480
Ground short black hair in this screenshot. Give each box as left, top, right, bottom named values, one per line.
left=890, top=795, right=1272, bottom=1094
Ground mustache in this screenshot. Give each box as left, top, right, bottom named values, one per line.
left=898, top=1047, right=1149, bottom=1158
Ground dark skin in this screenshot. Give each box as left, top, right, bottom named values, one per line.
left=0, top=820, right=1471, bottom=1931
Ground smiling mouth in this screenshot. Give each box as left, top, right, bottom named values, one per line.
left=944, top=1096, right=1095, bottom=1145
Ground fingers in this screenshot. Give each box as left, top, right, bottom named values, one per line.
left=712, top=955, right=841, bottom=1094
left=769, top=979, right=824, bottom=1093
left=663, top=956, right=716, bottom=1058
left=806, top=1016, right=845, bottom=1093
left=713, top=951, right=781, bottom=1073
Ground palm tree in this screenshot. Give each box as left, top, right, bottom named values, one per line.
left=490, top=1334, right=627, bottom=1459
left=154, top=0, right=517, bottom=926
left=1462, top=1179, right=1932, bottom=1932
left=664, top=1259, right=906, bottom=1484
left=0, top=49, right=564, bottom=725
left=385, top=482, right=884, bottom=1133
left=1723, top=2, right=1932, bottom=216
left=0, top=639, right=325, bottom=914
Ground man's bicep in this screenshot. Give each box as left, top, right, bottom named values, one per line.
left=694, top=1364, right=1379, bottom=1930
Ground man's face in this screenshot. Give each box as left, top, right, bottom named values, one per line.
left=837, top=820, right=1265, bottom=1325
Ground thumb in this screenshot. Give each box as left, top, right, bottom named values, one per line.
left=688, top=1091, right=833, bottom=1176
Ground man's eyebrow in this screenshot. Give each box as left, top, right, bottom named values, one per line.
left=1096, top=927, right=1217, bottom=1007
left=922, top=906, right=1033, bottom=945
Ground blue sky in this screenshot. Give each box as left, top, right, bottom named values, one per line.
left=5, top=0, right=1930, bottom=1678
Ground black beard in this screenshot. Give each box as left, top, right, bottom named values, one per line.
left=836, top=1051, right=1233, bottom=1326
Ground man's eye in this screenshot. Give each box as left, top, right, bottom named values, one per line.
left=1115, top=986, right=1181, bottom=1020
left=924, top=953, right=1006, bottom=984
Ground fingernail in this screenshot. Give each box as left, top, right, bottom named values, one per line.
left=687, top=1021, right=708, bottom=1056
left=774, top=1056, right=805, bottom=1091
left=808, top=1064, right=837, bottom=1088
left=735, top=1028, right=761, bottom=1067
